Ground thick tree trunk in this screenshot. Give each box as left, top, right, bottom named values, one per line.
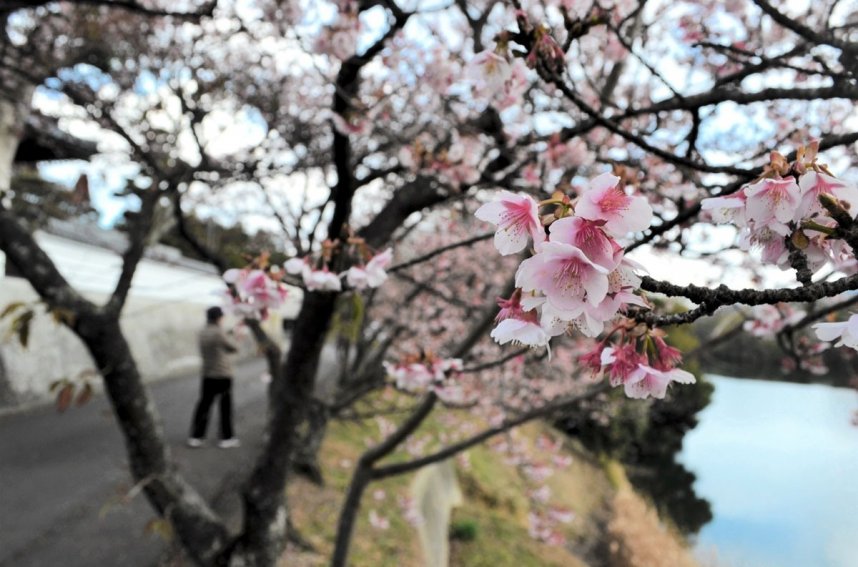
left=0, top=206, right=232, bottom=564
left=235, top=292, right=338, bottom=566
left=75, top=311, right=231, bottom=564
left=0, top=94, right=31, bottom=192
left=292, top=398, right=329, bottom=484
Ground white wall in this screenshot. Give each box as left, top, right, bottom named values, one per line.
left=0, top=233, right=302, bottom=407
left=34, top=232, right=224, bottom=301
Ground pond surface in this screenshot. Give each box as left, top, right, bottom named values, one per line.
left=679, top=375, right=858, bottom=567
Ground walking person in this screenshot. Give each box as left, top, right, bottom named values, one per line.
left=188, top=306, right=241, bottom=449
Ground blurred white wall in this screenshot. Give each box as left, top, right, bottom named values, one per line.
left=0, top=230, right=301, bottom=408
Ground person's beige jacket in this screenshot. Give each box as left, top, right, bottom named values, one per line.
left=199, top=324, right=238, bottom=378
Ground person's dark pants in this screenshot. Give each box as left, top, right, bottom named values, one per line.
left=190, top=377, right=234, bottom=440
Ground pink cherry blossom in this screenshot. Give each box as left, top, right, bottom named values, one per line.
left=519, top=163, right=541, bottom=188
left=552, top=454, right=573, bottom=468
left=600, top=343, right=647, bottom=387
left=384, top=362, right=432, bottom=392
left=527, top=511, right=565, bottom=545
left=575, top=173, right=653, bottom=237
left=491, top=290, right=550, bottom=347
left=743, top=177, right=801, bottom=225
left=738, top=221, right=790, bottom=266
left=435, top=383, right=470, bottom=405
left=383, top=356, right=462, bottom=396
left=222, top=268, right=288, bottom=319
left=571, top=290, right=647, bottom=338
left=522, top=463, right=553, bottom=483
left=579, top=343, right=607, bottom=374
left=623, top=364, right=696, bottom=399
left=701, top=193, right=747, bottom=226
left=797, top=171, right=858, bottom=220
left=496, top=58, right=530, bottom=110
left=491, top=318, right=550, bottom=347
left=475, top=191, right=545, bottom=255
left=285, top=257, right=344, bottom=291
left=431, top=357, right=463, bottom=378
left=515, top=241, right=610, bottom=310
left=304, top=269, right=343, bottom=292
left=650, top=335, right=684, bottom=371
left=471, top=50, right=512, bottom=94
left=549, top=216, right=623, bottom=270
left=284, top=257, right=310, bottom=277
left=545, top=135, right=587, bottom=171
left=398, top=496, right=423, bottom=527
left=495, top=289, right=528, bottom=321
left=813, top=313, right=858, bottom=349
left=345, top=248, right=393, bottom=289
left=538, top=299, right=612, bottom=338
left=607, top=257, right=646, bottom=294
left=743, top=304, right=805, bottom=337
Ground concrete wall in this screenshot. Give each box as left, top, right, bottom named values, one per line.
left=0, top=231, right=301, bottom=408
left=412, top=460, right=463, bottom=567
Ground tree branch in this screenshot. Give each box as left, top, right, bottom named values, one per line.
left=0, top=0, right=217, bottom=19
left=371, top=384, right=609, bottom=480
left=641, top=273, right=858, bottom=310
left=388, top=232, right=494, bottom=273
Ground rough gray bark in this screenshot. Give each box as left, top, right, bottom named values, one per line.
left=232, top=11, right=414, bottom=564
left=292, top=398, right=329, bottom=485
left=234, top=291, right=338, bottom=566
left=0, top=207, right=232, bottom=564
left=0, top=98, right=29, bottom=192
left=1, top=88, right=232, bottom=564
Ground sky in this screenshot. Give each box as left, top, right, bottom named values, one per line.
left=28, top=0, right=856, bottom=292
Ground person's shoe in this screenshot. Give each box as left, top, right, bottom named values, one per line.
left=218, top=438, right=241, bottom=449
left=186, top=438, right=205, bottom=448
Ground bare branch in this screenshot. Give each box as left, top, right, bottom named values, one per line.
left=371, top=384, right=610, bottom=479
left=0, top=0, right=217, bottom=19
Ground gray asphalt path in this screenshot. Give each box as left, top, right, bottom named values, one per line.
left=0, top=357, right=272, bottom=567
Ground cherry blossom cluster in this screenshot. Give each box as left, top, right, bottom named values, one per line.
left=740, top=305, right=828, bottom=375
left=221, top=267, right=289, bottom=320
left=779, top=339, right=830, bottom=376
left=579, top=328, right=695, bottom=400
left=398, top=133, right=484, bottom=190
left=284, top=239, right=393, bottom=292
left=743, top=304, right=806, bottom=337
left=701, top=144, right=858, bottom=273
left=469, top=42, right=530, bottom=111
left=477, top=172, right=653, bottom=353
left=313, top=1, right=360, bottom=61
left=382, top=352, right=465, bottom=405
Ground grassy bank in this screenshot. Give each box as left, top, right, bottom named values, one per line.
left=282, top=406, right=700, bottom=567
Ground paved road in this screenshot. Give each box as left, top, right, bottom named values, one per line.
left=0, top=357, right=272, bottom=567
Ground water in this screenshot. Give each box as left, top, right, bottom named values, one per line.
left=679, top=375, right=858, bottom=567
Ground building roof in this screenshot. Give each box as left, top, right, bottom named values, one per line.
left=13, top=112, right=99, bottom=164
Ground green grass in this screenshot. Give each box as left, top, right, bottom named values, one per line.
left=284, top=399, right=627, bottom=567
